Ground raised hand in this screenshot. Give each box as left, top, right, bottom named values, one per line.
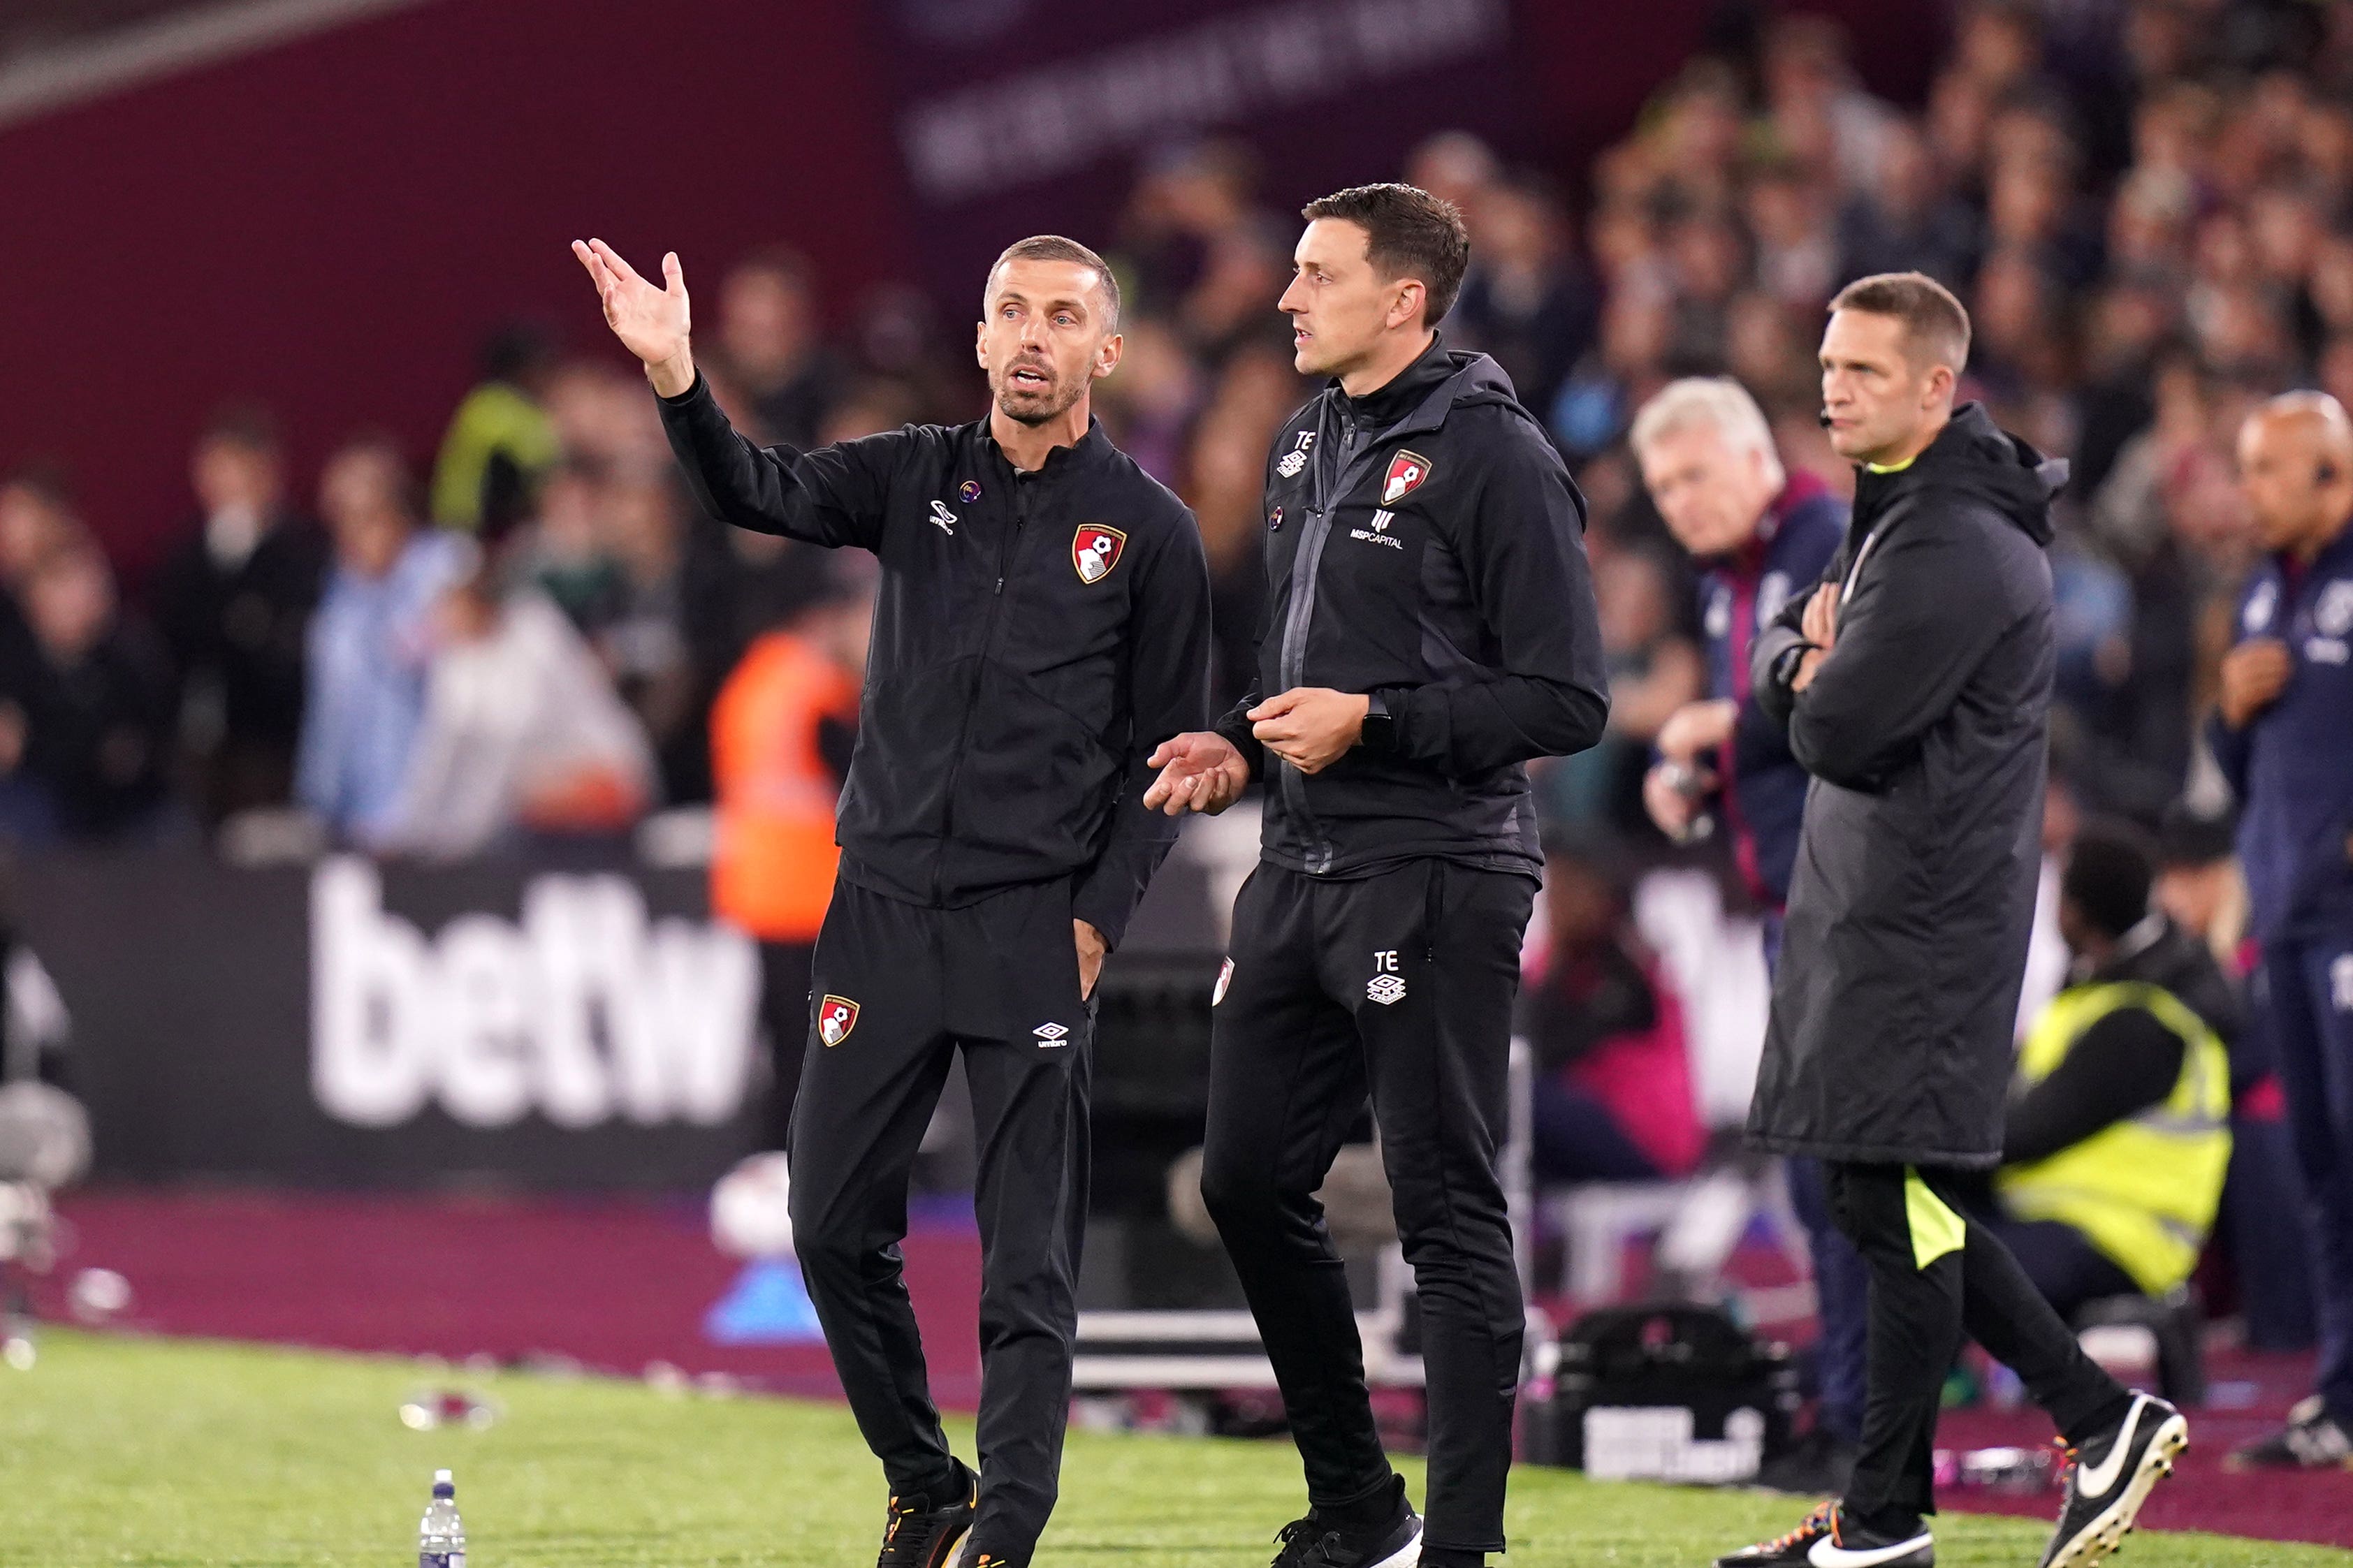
left=1143, top=731, right=1251, bottom=816
left=571, top=237, right=694, bottom=395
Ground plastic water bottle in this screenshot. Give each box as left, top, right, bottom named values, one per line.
left=419, top=1469, right=466, bottom=1567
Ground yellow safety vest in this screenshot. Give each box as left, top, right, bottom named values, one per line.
left=1996, top=981, right=2231, bottom=1296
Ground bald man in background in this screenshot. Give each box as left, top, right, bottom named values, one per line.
left=2217, top=393, right=2353, bottom=1468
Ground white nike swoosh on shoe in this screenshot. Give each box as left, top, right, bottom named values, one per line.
left=2076, top=1397, right=2148, bottom=1500
left=1809, top=1532, right=1932, bottom=1567
left=2045, top=1409, right=2190, bottom=1568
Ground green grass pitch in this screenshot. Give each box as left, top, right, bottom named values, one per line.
left=0, top=1331, right=2331, bottom=1567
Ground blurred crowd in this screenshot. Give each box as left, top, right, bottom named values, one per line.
left=0, top=254, right=904, bottom=859
left=6, top=3, right=2340, bottom=876
left=1529, top=0, right=2353, bottom=847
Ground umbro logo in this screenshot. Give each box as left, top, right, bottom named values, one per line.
left=930, top=499, right=958, bottom=535
left=1276, top=429, right=1315, bottom=478
left=1033, top=1022, right=1070, bottom=1046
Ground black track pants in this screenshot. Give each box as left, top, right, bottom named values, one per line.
left=757, top=939, right=815, bottom=1150
left=787, top=876, right=1093, bottom=1567
left=1827, top=1161, right=2129, bottom=1539
left=1201, top=859, right=1536, bottom=1556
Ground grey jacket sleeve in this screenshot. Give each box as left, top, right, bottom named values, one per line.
left=1786, top=518, right=2015, bottom=790
left=657, top=372, right=901, bottom=549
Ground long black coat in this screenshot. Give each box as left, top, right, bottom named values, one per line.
left=1747, top=403, right=2062, bottom=1169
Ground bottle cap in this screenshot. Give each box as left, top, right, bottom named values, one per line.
left=432, top=1468, right=455, bottom=1497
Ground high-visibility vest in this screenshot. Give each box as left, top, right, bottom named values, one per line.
left=1997, top=981, right=2232, bottom=1296
left=709, top=631, right=857, bottom=942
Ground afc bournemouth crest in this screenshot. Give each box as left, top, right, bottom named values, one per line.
left=817, top=995, right=860, bottom=1047
left=1073, top=524, right=1127, bottom=585
left=1381, top=450, right=1433, bottom=504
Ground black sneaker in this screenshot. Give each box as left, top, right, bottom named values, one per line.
left=2038, top=1392, right=2189, bottom=1568
left=1714, top=1501, right=1933, bottom=1567
left=2226, top=1394, right=2353, bottom=1471
left=875, top=1463, right=977, bottom=1568
left=1267, top=1500, right=1422, bottom=1568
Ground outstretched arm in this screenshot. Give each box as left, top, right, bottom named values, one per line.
left=574, top=237, right=896, bottom=548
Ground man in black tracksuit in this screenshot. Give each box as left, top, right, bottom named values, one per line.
left=1148, top=185, right=1607, bottom=1568
left=576, top=233, right=1209, bottom=1568
left=1720, top=273, right=2178, bottom=1568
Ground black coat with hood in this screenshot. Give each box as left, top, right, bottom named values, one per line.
left=1213, top=336, right=1608, bottom=879
left=1747, top=402, right=2064, bottom=1169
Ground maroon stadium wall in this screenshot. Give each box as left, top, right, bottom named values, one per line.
left=0, top=0, right=906, bottom=584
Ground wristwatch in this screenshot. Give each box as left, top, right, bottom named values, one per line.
left=1772, top=641, right=1819, bottom=691
left=1360, top=691, right=1397, bottom=753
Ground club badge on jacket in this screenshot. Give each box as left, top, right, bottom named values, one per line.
left=1074, top=525, right=1127, bottom=584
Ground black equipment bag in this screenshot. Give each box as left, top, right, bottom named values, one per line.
left=1522, top=1303, right=1799, bottom=1481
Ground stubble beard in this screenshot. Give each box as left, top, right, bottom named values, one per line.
left=995, top=372, right=1084, bottom=427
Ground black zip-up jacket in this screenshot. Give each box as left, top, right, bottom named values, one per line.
left=657, top=374, right=1211, bottom=948
left=1213, top=337, right=1608, bottom=878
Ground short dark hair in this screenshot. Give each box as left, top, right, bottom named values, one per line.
left=1829, top=270, right=1972, bottom=373
left=2064, top=819, right=2157, bottom=941
left=2156, top=799, right=2236, bottom=869
left=986, top=235, right=1121, bottom=331
left=1302, top=182, right=1471, bottom=325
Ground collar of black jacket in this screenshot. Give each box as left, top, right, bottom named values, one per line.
left=978, top=413, right=1114, bottom=476
left=1850, top=400, right=2067, bottom=546
left=1330, top=331, right=1461, bottom=428
left=1324, top=339, right=1524, bottom=445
